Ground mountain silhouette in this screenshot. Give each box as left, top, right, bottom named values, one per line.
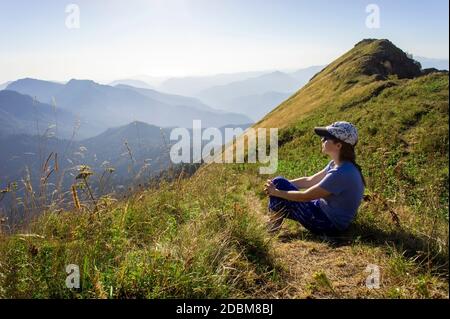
left=0, top=90, right=87, bottom=139
left=5, top=79, right=253, bottom=137
left=6, top=78, right=64, bottom=103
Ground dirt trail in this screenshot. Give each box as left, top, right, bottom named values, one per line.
left=246, top=191, right=386, bottom=298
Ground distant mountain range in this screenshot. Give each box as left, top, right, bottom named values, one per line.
left=0, top=121, right=173, bottom=205
left=0, top=120, right=251, bottom=199
left=225, top=91, right=293, bottom=121
left=197, top=71, right=300, bottom=103
left=108, top=79, right=155, bottom=89
left=6, top=78, right=64, bottom=103
left=415, top=56, right=449, bottom=71
left=0, top=81, right=12, bottom=90
left=4, top=78, right=252, bottom=138
left=194, top=66, right=324, bottom=120
left=157, top=71, right=270, bottom=96
left=114, top=84, right=215, bottom=112
left=0, top=90, right=84, bottom=139
left=105, top=67, right=324, bottom=122
left=0, top=73, right=265, bottom=201
left=1, top=54, right=446, bottom=197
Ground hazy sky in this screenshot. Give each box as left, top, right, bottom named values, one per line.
left=0, top=0, right=448, bottom=83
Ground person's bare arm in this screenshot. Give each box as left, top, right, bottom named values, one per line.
left=265, top=182, right=331, bottom=202
left=289, top=167, right=328, bottom=189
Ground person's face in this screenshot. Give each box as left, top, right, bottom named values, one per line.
left=321, top=136, right=342, bottom=157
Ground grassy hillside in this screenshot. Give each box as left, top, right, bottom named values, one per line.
left=0, top=39, right=448, bottom=298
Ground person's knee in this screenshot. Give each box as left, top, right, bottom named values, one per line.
left=271, top=176, right=287, bottom=187
left=272, top=176, right=296, bottom=191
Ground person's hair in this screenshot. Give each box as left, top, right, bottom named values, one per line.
left=330, top=137, right=366, bottom=187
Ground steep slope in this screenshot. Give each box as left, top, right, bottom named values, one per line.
left=210, top=38, right=449, bottom=297
left=0, top=39, right=448, bottom=299
left=195, top=67, right=323, bottom=120
left=198, top=38, right=448, bottom=297
left=255, top=39, right=423, bottom=129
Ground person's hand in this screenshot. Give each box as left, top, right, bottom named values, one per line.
left=264, top=179, right=277, bottom=196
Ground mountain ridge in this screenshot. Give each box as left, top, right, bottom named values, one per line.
left=255, top=38, right=446, bottom=129
left=0, top=38, right=448, bottom=299
left=4, top=78, right=253, bottom=137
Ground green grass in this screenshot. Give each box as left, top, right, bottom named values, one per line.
left=0, top=170, right=284, bottom=298
left=0, top=39, right=448, bottom=298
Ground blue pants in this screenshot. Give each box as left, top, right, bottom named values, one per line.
left=268, top=176, right=339, bottom=235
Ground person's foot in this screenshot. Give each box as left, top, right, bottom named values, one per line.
left=266, top=210, right=287, bottom=234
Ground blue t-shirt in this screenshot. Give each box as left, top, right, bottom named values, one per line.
left=317, top=160, right=364, bottom=230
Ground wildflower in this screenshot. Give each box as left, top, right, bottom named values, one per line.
left=76, top=165, right=93, bottom=180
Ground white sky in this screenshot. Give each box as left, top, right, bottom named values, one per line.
left=0, top=0, right=448, bottom=84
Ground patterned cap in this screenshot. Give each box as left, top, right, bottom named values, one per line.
left=314, top=121, right=358, bottom=146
